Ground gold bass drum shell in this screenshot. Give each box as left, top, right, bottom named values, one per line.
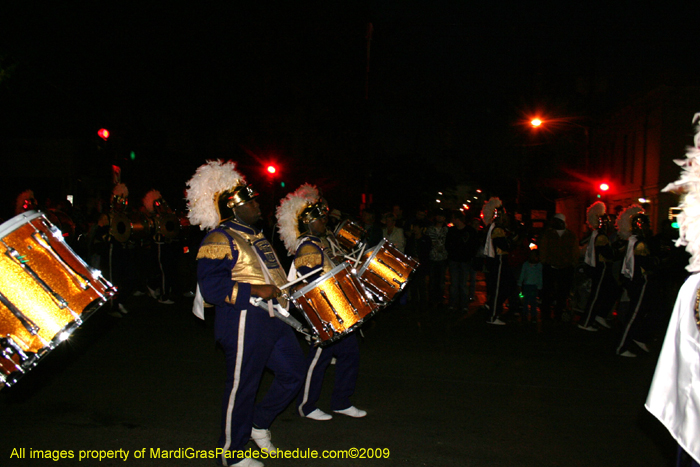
left=154, top=213, right=180, bottom=240
left=110, top=212, right=152, bottom=243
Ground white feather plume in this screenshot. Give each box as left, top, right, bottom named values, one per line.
left=481, top=197, right=502, bottom=225
left=112, top=183, right=128, bottom=198
left=276, top=183, right=320, bottom=255
left=185, top=160, right=245, bottom=231
left=15, top=190, right=34, bottom=214
left=142, top=189, right=162, bottom=213
left=586, top=201, right=606, bottom=230
left=616, top=205, right=644, bottom=240
left=662, top=113, right=700, bottom=271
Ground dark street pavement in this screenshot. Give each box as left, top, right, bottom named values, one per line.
left=0, top=277, right=678, bottom=467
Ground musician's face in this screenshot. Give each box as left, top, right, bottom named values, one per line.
left=234, top=199, right=261, bottom=225
left=308, top=216, right=327, bottom=236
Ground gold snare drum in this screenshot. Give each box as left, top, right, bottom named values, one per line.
left=291, top=262, right=378, bottom=345
left=357, top=238, right=419, bottom=305
left=0, top=211, right=116, bottom=387
left=333, top=219, right=366, bottom=252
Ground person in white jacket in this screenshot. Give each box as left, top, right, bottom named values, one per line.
left=646, top=114, right=700, bottom=466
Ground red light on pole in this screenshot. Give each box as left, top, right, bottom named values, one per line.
left=98, top=128, right=110, bottom=141
left=266, top=165, right=276, bottom=175
left=599, top=183, right=610, bottom=192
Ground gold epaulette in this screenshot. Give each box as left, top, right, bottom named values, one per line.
left=197, top=231, right=236, bottom=260
left=595, top=235, right=609, bottom=247
left=634, top=241, right=650, bottom=256
left=294, top=243, right=323, bottom=270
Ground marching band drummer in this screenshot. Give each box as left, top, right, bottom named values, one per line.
left=277, top=184, right=368, bottom=422
left=142, top=189, right=177, bottom=304
left=187, top=160, right=305, bottom=467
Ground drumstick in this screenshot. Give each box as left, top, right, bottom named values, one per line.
left=280, top=267, right=322, bottom=290
left=353, top=244, right=366, bottom=268
left=250, top=267, right=322, bottom=307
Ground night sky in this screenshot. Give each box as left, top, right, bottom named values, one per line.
left=1, top=2, right=698, bottom=218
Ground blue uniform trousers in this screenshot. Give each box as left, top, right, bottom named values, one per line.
left=216, top=306, right=305, bottom=464
left=297, top=334, right=360, bottom=416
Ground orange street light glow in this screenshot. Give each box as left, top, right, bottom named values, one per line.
left=530, top=118, right=542, bottom=127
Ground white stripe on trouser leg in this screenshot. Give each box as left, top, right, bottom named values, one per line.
left=583, top=263, right=606, bottom=327
left=617, top=277, right=647, bottom=354
left=298, top=347, right=323, bottom=416
left=491, top=256, right=502, bottom=321
left=220, top=310, right=247, bottom=467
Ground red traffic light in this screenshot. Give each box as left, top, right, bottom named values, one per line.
left=599, top=183, right=610, bottom=192
left=266, top=165, right=277, bottom=175
left=98, top=128, right=110, bottom=141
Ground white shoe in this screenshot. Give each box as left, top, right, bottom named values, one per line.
left=147, top=286, right=160, bottom=300
left=305, top=408, right=333, bottom=421
left=118, top=303, right=129, bottom=314
left=333, top=406, right=367, bottom=418
left=577, top=324, right=598, bottom=332
left=633, top=340, right=650, bottom=353
left=230, top=458, right=264, bottom=467
left=488, top=318, right=506, bottom=325
left=595, top=316, right=611, bottom=329
left=619, top=350, right=637, bottom=358
left=250, top=428, right=277, bottom=454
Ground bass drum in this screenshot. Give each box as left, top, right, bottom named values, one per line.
left=110, top=211, right=152, bottom=243
left=0, top=211, right=116, bottom=388
left=154, top=213, right=180, bottom=240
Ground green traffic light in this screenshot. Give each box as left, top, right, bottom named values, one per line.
left=280, top=182, right=285, bottom=188
left=672, top=222, right=680, bottom=229
left=130, top=151, right=136, bottom=161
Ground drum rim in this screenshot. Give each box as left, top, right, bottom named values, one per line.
left=0, top=210, right=44, bottom=239
left=333, top=218, right=362, bottom=236
left=291, top=262, right=354, bottom=299
left=357, top=238, right=393, bottom=275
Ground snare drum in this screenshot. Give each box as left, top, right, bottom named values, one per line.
left=333, top=219, right=366, bottom=252
left=110, top=211, right=153, bottom=243
left=0, top=211, right=116, bottom=387
left=291, top=262, right=378, bottom=345
left=357, top=238, right=419, bottom=305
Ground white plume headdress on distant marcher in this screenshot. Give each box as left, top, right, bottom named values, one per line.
left=112, top=183, right=128, bottom=199
left=616, top=205, right=644, bottom=240
left=15, top=189, right=35, bottom=214
left=276, top=183, right=320, bottom=255
left=143, top=189, right=162, bottom=213
left=662, top=113, right=700, bottom=272
left=481, top=197, right=502, bottom=225
left=587, top=201, right=606, bottom=230
left=185, top=160, right=245, bottom=230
